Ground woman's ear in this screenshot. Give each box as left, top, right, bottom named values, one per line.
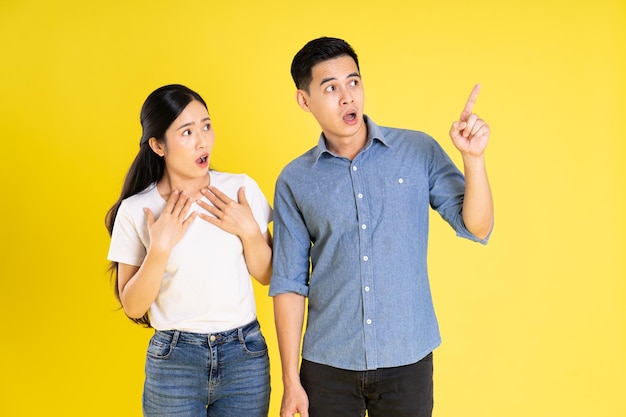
left=148, top=137, right=165, bottom=157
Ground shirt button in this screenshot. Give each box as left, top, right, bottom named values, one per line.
left=398, top=178, right=404, bottom=184
left=365, top=286, right=370, bottom=292
left=209, top=335, right=216, bottom=342
left=366, top=319, right=372, bottom=325
left=363, top=256, right=369, bottom=261
left=352, top=166, right=358, bottom=171
left=358, top=193, right=363, bottom=199
left=361, top=224, right=367, bottom=230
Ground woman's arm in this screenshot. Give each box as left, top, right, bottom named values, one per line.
left=198, top=186, right=273, bottom=285
left=118, top=190, right=196, bottom=317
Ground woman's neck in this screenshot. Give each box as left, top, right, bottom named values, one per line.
left=156, top=171, right=211, bottom=201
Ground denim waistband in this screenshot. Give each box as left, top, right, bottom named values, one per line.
left=153, top=319, right=260, bottom=346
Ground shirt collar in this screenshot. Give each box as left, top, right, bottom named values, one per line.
left=313, top=115, right=391, bottom=164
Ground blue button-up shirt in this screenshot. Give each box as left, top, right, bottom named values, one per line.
left=269, top=116, right=489, bottom=371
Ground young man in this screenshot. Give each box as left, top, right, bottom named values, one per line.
left=269, top=37, right=494, bottom=417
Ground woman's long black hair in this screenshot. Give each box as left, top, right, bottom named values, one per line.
left=105, top=84, right=207, bottom=326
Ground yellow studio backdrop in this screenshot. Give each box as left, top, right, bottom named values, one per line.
left=1, top=0, right=624, bottom=416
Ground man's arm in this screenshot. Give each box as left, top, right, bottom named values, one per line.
left=273, top=292, right=309, bottom=417
left=449, top=84, right=494, bottom=240
left=460, top=154, right=493, bottom=240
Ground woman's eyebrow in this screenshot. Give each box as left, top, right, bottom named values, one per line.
left=176, top=117, right=211, bottom=131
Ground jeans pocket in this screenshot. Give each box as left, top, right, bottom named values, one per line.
left=241, top=328, right=268, bottom=356
left=146, top=332, right=175, bottom=360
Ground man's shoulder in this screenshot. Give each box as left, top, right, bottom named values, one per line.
left=371, top=125, right=441, bottom=161
left=379, top=124, right=435, bottom=143
left=279, top=146, right=318, bottom=173
left=366, top=115, right=435, bottom=146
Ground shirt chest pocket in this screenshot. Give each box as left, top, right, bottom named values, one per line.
left=377, top=175, right=427, bottom=218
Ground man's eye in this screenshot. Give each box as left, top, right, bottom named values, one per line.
left=325, top=85, right=335, bottom=92
left=350, top=80, right=358, bottom=87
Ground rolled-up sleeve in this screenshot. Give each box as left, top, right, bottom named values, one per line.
left=428, top=140, right=491, bottom=245
left=269, top=169, right=312, bottom=297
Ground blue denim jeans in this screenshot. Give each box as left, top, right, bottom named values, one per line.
left=142, top=320, right=270, bottom=417
left=301, top=353, right=433, bottom=417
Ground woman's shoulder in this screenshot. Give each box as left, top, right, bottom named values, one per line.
left=210, top=171, right=267, bottom=203
left=210, top=170, right=258, bottom=189
left=120, top=183, right=159, bottom=209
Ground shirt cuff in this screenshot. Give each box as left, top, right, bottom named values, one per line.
left=268, top=274, right=310, bottom=297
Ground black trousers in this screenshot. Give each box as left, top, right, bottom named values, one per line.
left=301, top=352, right=434, bottom=417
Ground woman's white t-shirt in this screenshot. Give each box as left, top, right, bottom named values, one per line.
left=107, top=171, right=272, bottom=333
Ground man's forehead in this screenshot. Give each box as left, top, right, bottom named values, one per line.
left=312, top=56, right=359, bottom=82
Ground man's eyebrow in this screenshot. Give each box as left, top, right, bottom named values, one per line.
left=320, top=72, right=361, bottom=86
left=320, top=76, right=337, bottom=86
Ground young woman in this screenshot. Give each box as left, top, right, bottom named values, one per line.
left=105, top=84, right=272, bottom=417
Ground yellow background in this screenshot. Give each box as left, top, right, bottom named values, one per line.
left=1, top=0, right=624, bottom=416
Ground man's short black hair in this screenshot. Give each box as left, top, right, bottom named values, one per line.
left=291, top=37, right=360, bottom=92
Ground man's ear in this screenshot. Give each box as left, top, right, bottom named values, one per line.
left=296, top=90, right=311, bottom=112
left=148, top=137, right=165, bottom=157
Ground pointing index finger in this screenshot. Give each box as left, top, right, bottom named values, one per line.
left=460, top=83, right=481, bottom=121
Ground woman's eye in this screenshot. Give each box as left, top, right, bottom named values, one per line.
left=203, top=124, right=211, bottom=131
left=182, top=129, right=191, bottom=136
